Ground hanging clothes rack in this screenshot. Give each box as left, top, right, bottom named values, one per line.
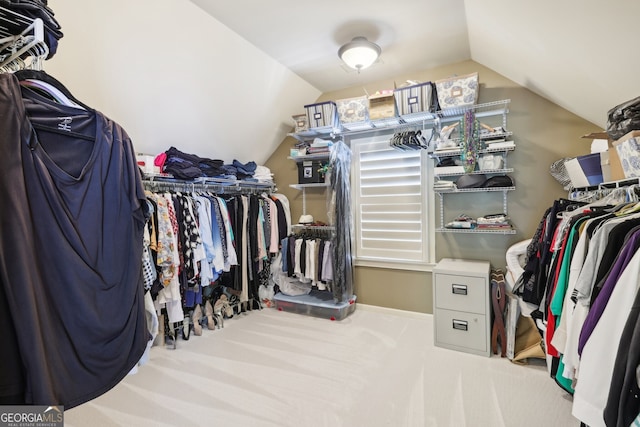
left=388, top=123, right=434, bottom=151
left=0, top=6, right=48, bottom=71
left=291, top=224, right=334, bottom=233
left=142, top=174, right=276, bottom=195
left=569, top=177, right=640, bottom=203
left=142, top=173, right=283, bottom=311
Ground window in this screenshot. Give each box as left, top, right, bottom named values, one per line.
left=350, top=134, right=434, bottom=270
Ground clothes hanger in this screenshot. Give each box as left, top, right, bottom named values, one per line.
left=15, top=70, right=92, bottom=110
left=0, top=19, right=47, bottom=70
left=20, top=80, right=66, bottom=104
left=20, top=79, right=86, bottom=110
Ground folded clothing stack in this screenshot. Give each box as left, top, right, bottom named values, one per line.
left=445, top=213, right=513, bottom=230
left=434, top=180, right=457, bottom=190
left=253, top=165, right=274, bottom=183
left=476, top=213, right=513, bottom=230
left=445, top=214, right=476, bottom=229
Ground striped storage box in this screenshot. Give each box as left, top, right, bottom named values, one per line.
left=305, top=101, right=339, bottom=130
left=394, top=81, right=436, bottom=115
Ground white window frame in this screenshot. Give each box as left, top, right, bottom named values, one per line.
left=349, top=132, right=435, bottom=272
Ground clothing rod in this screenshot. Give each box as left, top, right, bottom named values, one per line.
left=572, top=177, right=640, bottom=192
left=0, top=6, right=37, bottom=38
left=142, top=178, right=276, bottom=195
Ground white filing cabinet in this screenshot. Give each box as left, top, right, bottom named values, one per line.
left=433, top=258, right=491, bottom=357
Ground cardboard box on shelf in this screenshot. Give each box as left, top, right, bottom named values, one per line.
left=605, top=149, right=625, bottom=182
left=368, top=91, right=396, bottom=120
left=581, top=132, right=625, bottom=182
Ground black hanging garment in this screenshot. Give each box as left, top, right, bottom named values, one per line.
left=0, top=73, right=149, bottom=408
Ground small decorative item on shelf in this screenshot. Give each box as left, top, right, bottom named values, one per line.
left=318, top=163, right=332, bottom=184
left=461, top=110, right=480, bottom=173
left=445, top=213, right=476, bottom=229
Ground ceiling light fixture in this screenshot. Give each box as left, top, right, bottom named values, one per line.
left=338, top=36, right=381, bottom=73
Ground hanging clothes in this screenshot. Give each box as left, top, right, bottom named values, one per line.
left=514, top=195, right=640, bottom=426
left=328, top=140, right=353, bottom=302
left=572, top=246, right=640, bottom=427
left=142, top=188, right=285, bottom=314
left=0, top=73, right=149, bottom=408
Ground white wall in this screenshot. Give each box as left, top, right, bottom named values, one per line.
left=46, top=0, right=321, bottom=163
left=465, top=0, right=640, bottom=129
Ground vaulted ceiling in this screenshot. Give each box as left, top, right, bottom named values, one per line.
left=192, top=0, right=640, bottom=129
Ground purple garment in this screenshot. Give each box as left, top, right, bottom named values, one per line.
left=578, top=230, right=640, bottom=355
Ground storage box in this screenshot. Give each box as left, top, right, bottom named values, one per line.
left=581, top=132, right=625, bottom=182
left=297, top=160, right=326, bottom=184
left=273, top=290, right=357, bottom=321
left=613, top=130, right=640, bottom=178
left=336, top=95, right=368, bottom=124
left=368, top=91, right=397, bottom=120
left=394, top=81, right=435, bottom=116
left=305, top=101, right=339, bottom=129
left=435, top=72, right=479, bottom=109
left=565, top=152, right=612, bottom=187
left=136, top=153, right=159, bottom=175
left=478, top=154, right=504, bottom=171
left=608, top=146, right=626, bottom=181
left=292, top=114, right=308, bottom=133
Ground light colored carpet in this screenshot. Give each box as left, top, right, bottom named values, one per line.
left=64, top=304, right=577, bottom=427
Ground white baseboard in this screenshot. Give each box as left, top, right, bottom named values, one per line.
left=356, top=303, right=433, bottom=320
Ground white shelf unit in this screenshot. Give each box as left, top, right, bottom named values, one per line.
left=289, top=99, right=511, bottom=143
left=289, top=183, right=329, bottom=217
left=288, top=151, right=331, bottom=217
left=427, top=101, right=515, bottom=234
left=289, top=99, right=516, bottom=234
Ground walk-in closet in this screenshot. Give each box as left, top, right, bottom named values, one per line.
left=0, top=1, right=638, bottom=426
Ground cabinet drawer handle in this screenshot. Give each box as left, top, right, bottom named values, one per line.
left=452, top=319, right=468, bottom=331
left=452, top=284, right=468, bottom=295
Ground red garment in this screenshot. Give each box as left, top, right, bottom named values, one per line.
left=545, top=227, right=570, bottom=358
left=154, top=152, right=167, bottom=172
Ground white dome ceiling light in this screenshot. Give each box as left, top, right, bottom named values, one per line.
left=338, top=36, right=381, bottom=73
